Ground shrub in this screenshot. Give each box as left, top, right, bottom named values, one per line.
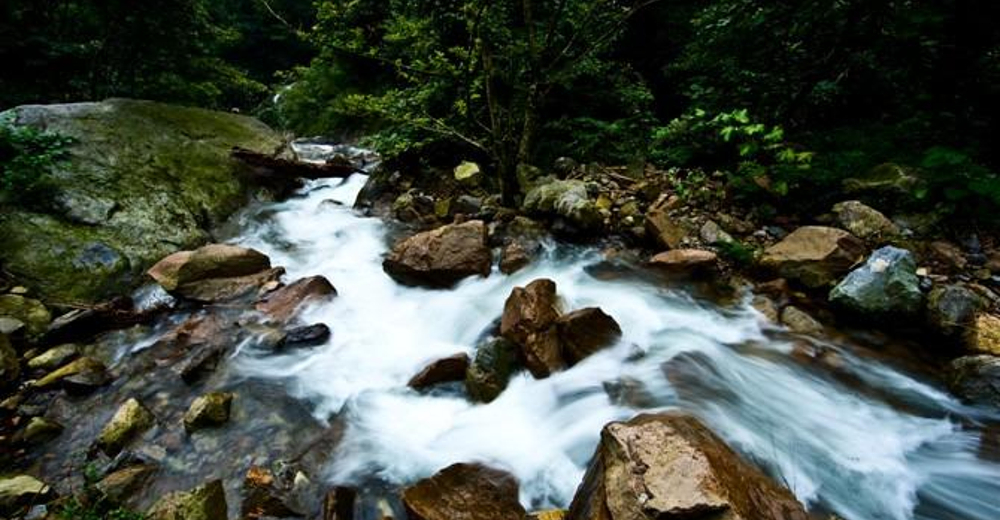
left=0, top=114, right=73, bottom=209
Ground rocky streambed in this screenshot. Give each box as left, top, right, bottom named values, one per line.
left=3, top=105, right=1000, bottom=520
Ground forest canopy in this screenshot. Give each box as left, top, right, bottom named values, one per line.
left=2, top=0, right=998, bottom=217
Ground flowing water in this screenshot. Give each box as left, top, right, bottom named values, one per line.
left=203, top=144, right=1000, bottom=519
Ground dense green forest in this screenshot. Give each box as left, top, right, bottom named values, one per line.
left=3, top=0, right=999, bottom=217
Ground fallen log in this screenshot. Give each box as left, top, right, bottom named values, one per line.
left=231, top=147, right=360, bottom=181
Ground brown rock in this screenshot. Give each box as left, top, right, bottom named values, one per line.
left=649, top=249, right=718, bottom=273
left=644, top=199, right=690, bottom=249
left=751, top=295, right=780, bottom=323
left=176, top=267, right=286, bottom=303
left=760, top=226, right=866, bottom=288
left=322, top=486, right=357, bottom=520
left=256, top=275, right=338, bottom=323
left=565, top=413, right=809, bottom=520
left=383, top=221, right=492, bottom=288
left=96, top=464, right=157, bottom=507
left=148, top=244, right=277, bottom=302
left=403, top=463, right=526, bottom=520
left=409, top=353, right=471, bottom=390
left=500, top=243, right=531, bottom=275
left=966, top=313, right=1000, bottom=356
left=501, top=279, right=564, bottom=377
left=557, top=308, right=622, bottom=364
left=242, top=466, right=301, bottom=519
left=780, top=306, right=824, bottom=335
left=929, top=241, right=968, bottom=272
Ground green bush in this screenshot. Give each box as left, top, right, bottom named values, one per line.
left=0, top=115, right=72, bottom=209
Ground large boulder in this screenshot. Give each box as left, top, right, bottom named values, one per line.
left=402, top=463, right=526, bottom=520
left=832, top=200, right=900, bottom=241
left=523, top=180, right=602, bottom=231
left=0, top=99, right=284, bottom=303
left=501, top=279, right=564, bottom=377
left=829, top=246, right=923, bottom=316
left=148, top=244, right=280, bottom=302
left=97, top=397, right=155, bottom=455
left=147, top=479, right=228, bottom=520
left=556, top=308, right=622, bottom=364
left=761, top=226, right=866, bottom=288
left=946, top=356, right=1000, bottom=408
left=565, top=413, right=809, bottom=520
left=466, top=337, right=521, bottom=403
left=383, top=221, right=492, bottom=288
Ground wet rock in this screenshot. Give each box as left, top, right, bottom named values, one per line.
left=832, top=200, right=900, bottom=241
left=279, top=324, right=332, bottom=350
left=499, top=243, right=531, bottom=275
left=0, top=294, right=51, bottom=339
left=780, top=306, right=824, bottom=335
left=402, top=463, right=526, bottom=520
left=946, top=356, right=1000, bottom=408
left=147, top=479, right=228, bottom=520
left=751, top=295, right=780, bottom=323
left=17, top=417, right=63, bottom=445
left=44, top=296, right=155, bottom=345
left=830, top=246, right=923, bottom=316
left=602, top=377, right=658, bottom=408
left=27, top=343, right=79, bottom=371
left=926, top=285, right=982, bottom=338
left=383, top=221, right=492, bottom=288
left=97, top=398, right=155, bottom=456
left=644, top=198, right=690, bottom=249
left=565, top=413, right=809, bottom=520
left=466, top=337, right=520, bottom=403
left=179, top=345, right=226, bottom=385
left=322, top=486, right=357, bottom=520
left=965, top=313, right=1000, bottom=356
left=256, top=275, right=338, bottom=323
left=96, top=464, right=157, bottom=507
left=241, top=466, right=302, bottom=519
left=556, top=308, right=622, bottom=365
left=409, top=353, right=471, bottom=390
left=501, top=279, right=564, bottom=378
left=760, top=226, right=866, bottom=288
left=0, top=334, right=18, bottom=387
left=0, top=475, right=49, bottom=514
left=649, top=249, right=718, bottom=274
left=183, top=392, right=234, bottom=433
left=148, top=244, right=278, bottom=302
left=523, top=180, right=602, bottom=231
left=33, top=356, right=109, bottom=391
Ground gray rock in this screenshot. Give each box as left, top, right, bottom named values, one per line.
left=523, top=180, right=602, bottom=231
left=946, top=356, right=1000, bottom=408
left=829, top=246, right=923, bottom=316
left=466, top=337, right=520, bottom=403
left=926, top=285, right=982, bottom=337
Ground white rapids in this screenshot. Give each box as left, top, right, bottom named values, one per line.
left=223, top=144, right=1000, bottom=520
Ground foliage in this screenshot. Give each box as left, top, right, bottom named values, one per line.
left=0, top=115, right=73, bottom=208
left=651, top=108, right=813, bottom=198
left=58, top=498, right=145, bottom=520
left=715, top=239, right=755, bottom=267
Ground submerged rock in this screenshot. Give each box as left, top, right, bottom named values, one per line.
left=556, top=307, right=622, bottom=364
left=946, top=356, right=1000, bottom=408
left=761, top=226, right=866, bottom=288
left=256, top=275, right=337, bottom=323
left=183, top=392, right=234, bottom=433
left=501, top=279, right=563, bottom=377
left=97, top=397, right=155, bottom=455
left=565, top=413, right=809, bottom=520
left=1, top=99, right=284, bottom=303
left=148, top=244, right=280, bottom=302
left=402, top=463, right=526, bottom=520
left=409, top=353, right=471, bottom=390
left=466, top=337, right=520, bottom=403
left=147, top=479, right=228, bottom=520
left=829, top=246, right=923, bottom=316
left=383, top=221, right=492, bottom=288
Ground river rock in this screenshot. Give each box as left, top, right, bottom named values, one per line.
left=17, top=417, right=63, bottom=445
left=27, top=343, right=79, bottom=371
left=649, top=249, right=718, bottom=273
left=466, top=337, right=520, bottom=403
left=402, top=463, right=526, bottom=520
left=965, top=313, right=1000, bottom=356
left=0, top=294, right=51, bottom=339
left=644, top=198, right=690, bottom=249
left=761, top=226, right=866, bottom=288
left=97, top=397, right=155, bottom=455
left=565, top=413, right=809, bottom=520
left=33, top=356, right=109, bottom=391
left=97, top=464, right=157, bottom=507
left=0, top=99, right=284, bottom=303
left=0, top=475, right=49, bottom=514
left=946, top=356, right=1000, bottom=408
left=829, top=246, right=923, bottom=316
left=256, top=275, right=338, bottom=322
left=557, top=308, right=622, bottom=364
left=322, top=486, right=357, bottom=520
left=926, top=285, right=982, bottom=338
left=148, top=244, right=279, bottom=302
left=0, top=334, right=18, bottom=387
left=780, top=306, right=824, bottom=335
left=500, top=243, right=532, bottom=275
left=278, top=323, right=332, bottom=349
left=183, top=392, right=234, bottom=432
left=242, top=466, right=302, bottom=519
left=409, top=353, right=471, bottom=390
left=147, top=479, right=228, bottom=520
left=383, top=221, right=492, bottom=288
left=501, top=279, right=564, bottom=377
left=832, top=200, right=899, bottom=241
left=751, top=295, right=780, bottom=323
left=523, top=180, right=602, bottom=231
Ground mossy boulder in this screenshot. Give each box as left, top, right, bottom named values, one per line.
left=0, top=99, right=283, bottom=303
